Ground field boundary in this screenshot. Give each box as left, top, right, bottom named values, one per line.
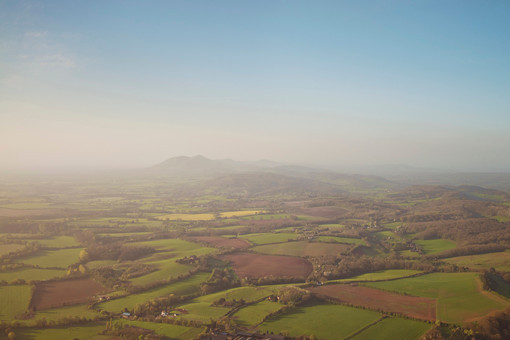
left=344, top=315, right=387, bottom=340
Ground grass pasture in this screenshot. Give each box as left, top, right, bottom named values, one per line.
left=319, top=223, right=345, bottom=229
left=172, top=301, right=229, bottom=322
left=0, top=267, right=66, bottom=282
left=32, top=304, right=100, bottom=323
left=315, top=235, right=366, bottom=245
left=239, top=232, right=300, bottom=245
left=0, top=285, right=31, bottom=321
left=252, top=241, right=351, bottom=257
left=33, top=235, right=80, bottom=248
left=197, top=286, right=273, bottom=304
left=128, top=238, right=217, bottom=259
left=415, top=239, right=456, bottom=255
left=118, top=320, right=202, bottom=339
left=0, top=243, right=25, bottom=257
left=365, top=272, right=509, bottom=323
left=156, top=213, right=215, bottom=221
left=98, top=272, right=209, bottom=313
left=190, top=236, right=251, bottom=249
left=351, top=317, right=431, bottom=340
left=15, top=247, right=83, bottom=268
left=258, top=302, right=381, bottom=339
left=14, top=322, right=107, bottom=340
left=443, top=251, right=510, bottom=272
left=220, top=210, right=264, bottom=217
left=233, top=300, right=283, bottom=326
left=129, top=259, right=193, bottom=286
left=332, top=269, right=423, bottom=283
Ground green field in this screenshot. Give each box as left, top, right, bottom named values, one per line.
left=443, top=251, right=510, bottom=272
left=233, top=300, right=283, bottom=326
left=86, top=260, right=118, bottom=269
left=351, top=317, right=431, bottom=340
left=319, top=223, right=345, bottom=229
left=119, top=320, right=202, bottom=339
left=0, top=267, right=66, bottom=282
left=331, top=269, right=423, bottom=283
left=172, top=300, right=229, bottom=322
left=13, top=323, right=107, bottom=340
left=0, top=243, right=25, bottom=257
left=252, top=241, right=351, bottom=257
left=32, top=304, right=100, bottom=323
left=15, top=247, right=84, bottom=268
left=0, top=285, right=32, bottom=321
left=414, top=239, right=456, bottom=254
left=258, top=302, right=381, bottom=339
left=241, top=213, right=293, bottom=220
left=128, top=238, right=217, bottom=258
left=220, top=210, right=264, bottom=217
left=173, top=286, right=274, bottom=323
left=130, top=259, right=193, bottom=286
left=33, top=236, right=81, bottom=248
left=239, top=232, right=300, bottom=245
left=197, top=286, right=273, bottom=304
left=156, top=213, right=215, bottom=221
left=365, top=272, right=509, bottom=323
left=399, top=250, right=421, bottom=258
left=98, top=272, right=209, bottom=313
left=315, top=235, right=366, bottom=245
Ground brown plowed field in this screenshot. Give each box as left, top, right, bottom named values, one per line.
left=298, top=206, right=349, bottom=219
left=309, top=284, right=436, bottom=321
left=220, top=253, right=313, bottom=279
left=191, top=236, right=250, bottom=249
left=0, top=208, right=60, bottom=217
left=31, top=278, right=105, bottom=310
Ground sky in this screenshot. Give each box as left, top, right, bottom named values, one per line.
left=1, top=0, right=510, bottom=172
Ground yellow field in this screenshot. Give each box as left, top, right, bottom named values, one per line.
left=220, top=210, right=264, bottom=217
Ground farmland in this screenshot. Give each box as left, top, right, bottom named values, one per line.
left=15, top=247, right=83, bottom=268
left=443, top=251, right=510, bottom=272
left=98, top=272, right=209, bottom=313
left=365, top=272, right=509, bottom=323
left=309, top=283, right=436, bottom=321
left=252, top=241, right=352, bottom=257
left=1, top=160, right=510, bottom=339
left=258, top=302, right=382, bottom=339
left=31, top=278, right=105, bottom=310
left=0, top=285, right=31, bottom=320
left=351, top=317, right=431, bottom=340
left=220, top=253, right=313, bottom=279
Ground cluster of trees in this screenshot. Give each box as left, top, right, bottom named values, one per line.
left=200, top=268, right=239, bottom=295
left=275, top=286, right=311, bottom=305
left=310, top=255, right=434, bottom=281
left=429, top=244, right=506, bottom=260
left=130, top=293, right=191, bottom=316
left=103, top=320, right=161, bottom=339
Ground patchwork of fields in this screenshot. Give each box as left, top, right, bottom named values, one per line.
left=1, top=177, right=510, bottom=340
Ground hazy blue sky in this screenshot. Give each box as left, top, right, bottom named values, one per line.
left=1, top=1, right=509, bottom=172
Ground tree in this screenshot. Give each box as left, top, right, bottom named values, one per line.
left=79, top=249, right=90, bottom=263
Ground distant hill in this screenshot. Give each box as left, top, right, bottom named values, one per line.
left=146, top=155, right=396, bottom=195
left=149, top=155, right=273, bottom=176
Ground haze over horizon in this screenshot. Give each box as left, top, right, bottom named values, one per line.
left=1, top=1, right=510, bottom=173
